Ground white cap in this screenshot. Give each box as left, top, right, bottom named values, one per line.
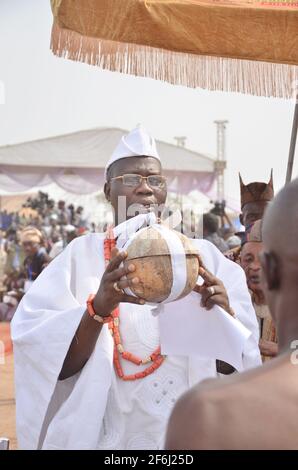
left=227, top=235, right=241, bottom=249
left=3, top=292, right=18, bottom=307
left=64, top=225, right=76, bottom=233
left=105, top=125, right=160, bottom=180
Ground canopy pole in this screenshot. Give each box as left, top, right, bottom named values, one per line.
left=285, top=94, right=298, bottom=184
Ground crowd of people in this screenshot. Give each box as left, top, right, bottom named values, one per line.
left=0, top=192, right=100, bottom=321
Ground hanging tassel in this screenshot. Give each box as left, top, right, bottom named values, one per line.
left=50, top=20, right=298, bottom=100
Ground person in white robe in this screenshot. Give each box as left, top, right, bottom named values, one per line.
left=11, top=126, right=261, bottom=450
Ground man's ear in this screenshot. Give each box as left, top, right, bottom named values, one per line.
left=104, top=182, right=111, bottom=202
left=261, top=251, right=281, bottom=291
left=239, top=213, right=244, bottom=226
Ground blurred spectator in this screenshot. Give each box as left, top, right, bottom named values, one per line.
left=68, top=204, right=75, bottom=225
left=226, top=235, right=241, bottom=249
left=220, top=226, right=241, bottom=250
left=43, top=213, right=61, bottom=240
left=49, top=225, right=78, bottom=259
left=0, top=230, right=7, bottom=281
left=1, top=210, right=13, bottom=231
left=0, top=290, right=23, bottom=322
left=203, top=213, right=229, bottom=253
left=74, top=206, right=86, bottom=228
left=57, top=200, right=71, bottom=225
left=4, top=270, right=25, bottom=293
left=21, top=227, right=51, bottom=292
left=4, top=229, right=26, bottom=276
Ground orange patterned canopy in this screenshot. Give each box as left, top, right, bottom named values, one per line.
left=50, top=0, right=298, bottom=97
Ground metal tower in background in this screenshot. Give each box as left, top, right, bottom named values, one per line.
left=174, top=136, right=187, bottom=148
left=214, top=120, right=228, bottom=202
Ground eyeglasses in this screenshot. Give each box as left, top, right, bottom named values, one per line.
left=110, top=174, right=166, bottom=189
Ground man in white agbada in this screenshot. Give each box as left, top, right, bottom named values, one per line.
left=12, top=127, right=261, bottom=450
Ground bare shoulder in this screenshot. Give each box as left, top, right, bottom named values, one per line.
left=165, top=377, right=226, bottom=450
left=167, top=371, right=254, bottom=449
left=166, top=355, right=296, bottom=450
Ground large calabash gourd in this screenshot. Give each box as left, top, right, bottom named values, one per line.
left=123, top=225, right=200, bottom=303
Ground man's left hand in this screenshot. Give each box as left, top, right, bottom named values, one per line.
left=193, top=266, right=234, bottom=317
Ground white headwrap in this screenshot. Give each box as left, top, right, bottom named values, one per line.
left=104, top=125, right=160, bottom=180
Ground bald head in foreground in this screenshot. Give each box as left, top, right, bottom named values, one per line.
left=165, top=178, right=298, bottom=450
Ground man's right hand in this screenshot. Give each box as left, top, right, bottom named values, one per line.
left=92, top=247, right=145, bottom=318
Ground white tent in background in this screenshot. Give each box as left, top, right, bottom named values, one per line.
left=0, top=127, right=216, bottom=195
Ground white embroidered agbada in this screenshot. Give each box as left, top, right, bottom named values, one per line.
left=12, top=227, right=261, bottom=450
left=12, top=126, right=261, bottom=449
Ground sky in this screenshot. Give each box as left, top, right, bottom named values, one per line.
left=0, top=0, right=297, bottom=210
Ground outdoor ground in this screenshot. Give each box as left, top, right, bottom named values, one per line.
left=0, top=323, right=17, bottom=450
